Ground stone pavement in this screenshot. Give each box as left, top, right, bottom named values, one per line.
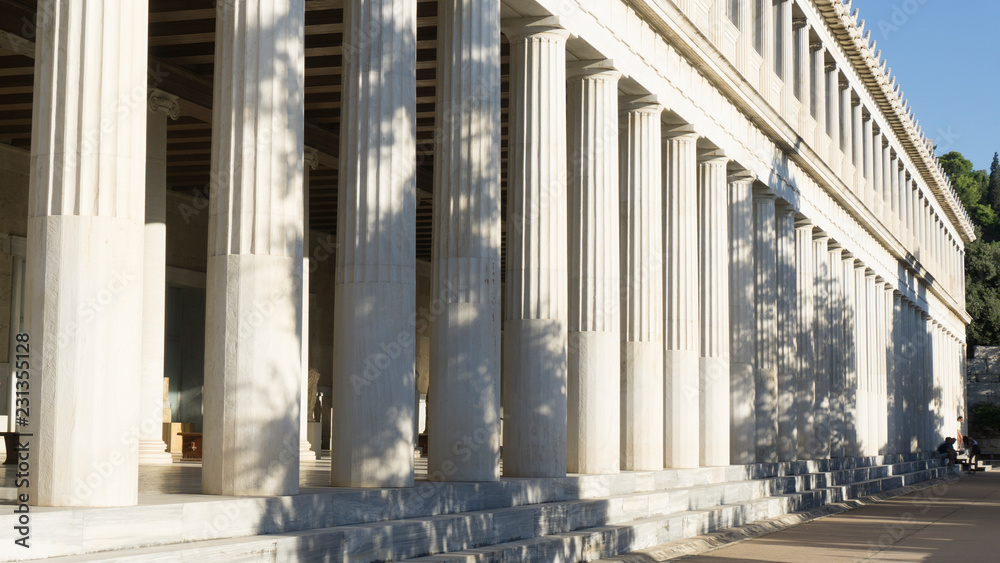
left=607, top=470, right=1000, bottom=562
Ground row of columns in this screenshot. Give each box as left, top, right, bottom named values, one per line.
left=23, top=0, right=967, bottom=508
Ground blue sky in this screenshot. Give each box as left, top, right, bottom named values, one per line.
left=850, top=0, right=1000, bottom=170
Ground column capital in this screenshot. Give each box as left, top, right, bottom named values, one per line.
left=752, top=186, right=777, bottom=200
left=840, top=249, right=855, bottom=260
left=502, top=17, right=569, bottom=41
left=794, top=215, right=813, bottom=229
left=662, top=124, right=699, bottom=141
left=304, top=146, right=319, bottom=170
left=854, top=258, right=867, bottom=270
left=792, top=16, right=808, bottom=30
left=812, top=228, right=830, bottom=241
left=865, top=268, right=877, bottom=278
left=827, top=239, right=842, bottom=251
left=697, top=149, right=727, bottom=165
left=810, top=40, right=823, bottom=52
left=620, top=95, right=662, bottom=114
left=775, top=200, right=796, bottom=216
left=824, top=61, right=837, bottom=73
left=728, top=170, right=756, bottom=186
left=148, top=89, right=180, bottom=120
left=566, top=59, right=620, bottom=80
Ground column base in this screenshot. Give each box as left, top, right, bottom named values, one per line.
left=299, top=440, right=318, bottom=462
left=138, top=440, right=173, bottom=465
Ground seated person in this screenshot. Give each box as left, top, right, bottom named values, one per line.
left=936, top=437, right=958, bottom=466
left=964, top=436, right=981, bottom=470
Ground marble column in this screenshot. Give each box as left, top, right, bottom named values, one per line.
left=139, top=91, right=179, bottom=466
left=332, top=0, right=416, bottom=488
left=728, top=171, right=756, bottom=465
left=26, top=0, right=148, bottom=506
left=502, top=19, right=570, bottom=478
left=812, top=231, right=831, bottom=458
left=825, top=64, right=840, bottom=167
left=811, top=44, right=827, bottom=154
left=826, top=241, right=844, bottom=458
left=890, top=290, right=904, bottom=453
left=852, top=98, right=864, bottom=191
left=793, top=19, right=811, bottom=131
left=204, top=0, right=305, bottom=496
left=299, top=148, right=318, bottom=462
left=795, top=218, right=816, bottom=459
left=862, top=115, right=874, bottom=209
left=776, top=204, right=797, bottom=462
left=867, top=274, right=882, bottom=455
left=880, top=283, right=893, bottom=454
left=698, top=152, right=730, bottom=467
left=663, top=127, right=700, bottom=469
left=872, top=131, right=883, bottom=219
left=882, top=140, right=893, bottom=228
left=840, top=252, right=858, bottom=458
left=853, top=261, right=869, bottom=455
left=427, top=0, right=502, bottom=482
left=890, top=154, right=900, bottom=236
left=753, top=189, right=778, bottom=463
left=567, top=62, right=621, bottom=474
left=777, top=0, right=793, bottom=116
left=900, top=170, right=911, bottom=245
left=620, top=99, right=665, bottom=471
left=839, top=82, right=853, bottom=182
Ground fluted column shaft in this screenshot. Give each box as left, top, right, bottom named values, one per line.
left=840, top=83, right=852, bottom=181
left=502, top=21, right=570, bottom=478
left=811, top=45, right=827, bottom=153
left=900, top=171, right=911, bottom=245
left=793, top=20, right=811, bottom=131
left=26, top=0, right=148, bottom=507
left=872, top=132, right=884, bottom=219
left=882, top=141, right=893, bottom=226
left=826, top=243, right=844, bottom=458
left=299, top=149, right=318, bottom=462
left=826, top=64, right=840, bottom=166
left=776, top=206, right=797, bottom=461
left=853, top=263, right=869, bottom=455
left=567, top=65, right=621, bottom=474
left=332, top=0, right=416, bottom=488
left=698, top=154, right=730, bottom=467
left=204, top=0, right=305, bottom=496
left=663, top=130, right=700, bottom=468
left=812, top=233, right=831, bottom=458
left=890, top=155, right=900, bottom=236
left=866, top=274, right=881, bottom=455
left=852, top=99, right=864, bottom=190
left=794, top=219, right=816, bottom=459
left=427, top=0, right=502, bottom=482
left=753, top=191, right=778, bottom=463
left=729, top=174, right=756, bottom=464
left=140, top=92, right=178, bottom=465
left=889, top=291, right=904, bottom=453
left=879, top=283, right=893, bottom=454
left=620, top=101, right=664, bottom=471
left=840, top=253, right=858, bottom=458
left=862, top=116, right=874, bottom=208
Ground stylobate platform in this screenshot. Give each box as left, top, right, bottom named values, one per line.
left=0, top=453, right=958, bottom=561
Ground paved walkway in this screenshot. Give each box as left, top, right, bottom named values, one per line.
left=627, top=471, right=1000, bottom=562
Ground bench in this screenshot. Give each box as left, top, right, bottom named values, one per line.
left=177, top=432, right=203, bottom=461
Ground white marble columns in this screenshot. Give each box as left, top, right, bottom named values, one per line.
left=826, top=241, right=844, bottom=458
left=663, top=128, right=700, bottom=469
left=853, top=261, right=870, bottom=455
left=794, top=218, right=816, bottom=459
left=427, top=0, right=502, bottom=482
left=619, top=100, right=664, bottom=471
left=566, top=62, right=621, bottom=474
left=753, top=190, right=778, bottom=463
left=697, top=152, right=729, bottom=467
left=203, top=0, right=305, bottom=497
left=502, top=20, right=570, bottom=478
left=728, top=172, right=756, bottom=464
left=332, top=0, right=416, bottom=488
left=27, top=0, right=148, bottom=506
left=299, top=148, right=318, bottom=462
left=139, top=91, right=179, bottom=465
left=775, top=204, right=797, bottom=462
left=812, top=231, right=831, bottom=458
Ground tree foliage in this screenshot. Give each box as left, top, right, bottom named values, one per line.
left=990, top=152, right=1000, bottom=215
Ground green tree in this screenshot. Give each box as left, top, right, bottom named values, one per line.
left=965, top=239, right=1000, bottom=346
left=990, top=152, right=1000, bottom=215
left=939, top=151, right=995, bottom=240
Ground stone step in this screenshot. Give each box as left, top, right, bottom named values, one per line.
left=26, top=462, right=953, bottom=562
left=5, top=455, right=937, bottom=561
left=404, top=466, right=958, bottom=562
